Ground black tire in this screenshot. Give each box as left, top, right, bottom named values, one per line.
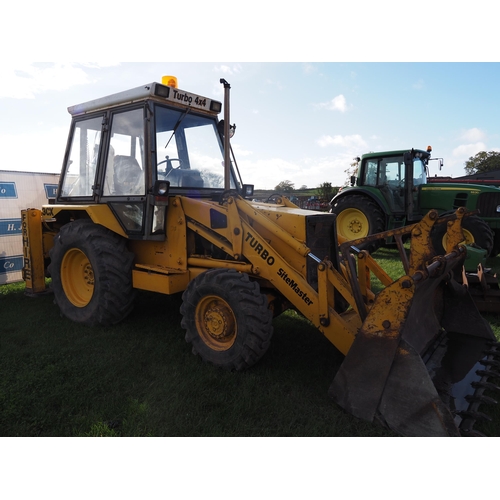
left=48, top=219, right=135, bottom=326
left=430, top=215, right=494, bottom=256
left=330, top=195, right=386, bottom=253
left=180, top=268, right=273, bottom=371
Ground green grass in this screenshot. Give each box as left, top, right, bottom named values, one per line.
left=0, top=281, right=392, bottom=437
left=2, top=250, right=500, bottom=437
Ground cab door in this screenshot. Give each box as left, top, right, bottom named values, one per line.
left=99, top=106, right=150, bottom=237
left=364, top=156, right=406, bottom=214
left=404, top=153, right=427, bottom=221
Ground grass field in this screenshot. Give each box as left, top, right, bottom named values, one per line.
left=2, top=249, right=500, bottom=437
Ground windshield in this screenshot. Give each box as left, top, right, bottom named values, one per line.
left=363, top=156, right=427, bottom=187
left=155, top=105, right=236, bottom=190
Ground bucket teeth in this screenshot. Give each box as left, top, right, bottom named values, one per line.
left=476, top=369, right=500, bottom=379
left=479, top=359, right=500, bottom=369
left=465, top=394, right=498, bottom=405
left=472, top=381, right=500, bottom=393
left=483, top=348, right=500, bottom=357
left=457, top=347, right=500, bottom=436
left=456, top=410, right=493, bottom=423
left=486, top=341, right=500, bottom=348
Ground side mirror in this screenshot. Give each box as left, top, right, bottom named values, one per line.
left=350, top=175, right=356, bottom=186
left=217, top=120, right=236, bottom=138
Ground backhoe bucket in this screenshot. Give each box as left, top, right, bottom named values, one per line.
left=329, top=248, right=500, bottom=436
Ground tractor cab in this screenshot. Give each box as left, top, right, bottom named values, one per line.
left=56, top=78, right=251, bottom=240
left=358, top=147, right=431, bottom=220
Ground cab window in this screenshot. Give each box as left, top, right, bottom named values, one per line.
left=60, top=115, right=103, bottom=197
left=102, top=108, right=145, bottom=196
left=413, top=158, right=427, bottom=186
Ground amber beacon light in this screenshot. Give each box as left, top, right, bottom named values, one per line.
left=162, top=75, right=178, bottom=88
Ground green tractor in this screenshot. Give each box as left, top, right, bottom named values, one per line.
left=330, top=147, right=500, bottom=255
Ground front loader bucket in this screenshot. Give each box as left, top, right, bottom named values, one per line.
left=329, top=248, right=500, bottom=436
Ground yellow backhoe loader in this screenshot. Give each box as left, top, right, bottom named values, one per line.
left=21, top=77, right=500, bottom=436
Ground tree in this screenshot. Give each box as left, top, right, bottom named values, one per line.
left=464, top=151, right=500, bottom=176
left=275, top=180, right=295, bottom=193
left=317, top=181, right=336, bottom=201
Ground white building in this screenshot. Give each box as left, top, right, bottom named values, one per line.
left=0, top=170, right=59, bottom=284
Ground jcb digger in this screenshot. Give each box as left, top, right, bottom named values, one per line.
left=21, top=77, right=500, bottom=436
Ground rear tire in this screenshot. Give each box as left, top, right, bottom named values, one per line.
left=430, top=215, right=494, bottom=256
left=48, top=219, right=135, bottom=326
left=180, top=268, right=273, bottom=371
left=330, top=195, right=385, bottom=253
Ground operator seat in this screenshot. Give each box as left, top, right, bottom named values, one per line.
left=113, top=155, right=145, bottom=195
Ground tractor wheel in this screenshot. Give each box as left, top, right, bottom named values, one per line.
left=430, top=215, right=494, bottom=256
left=180, top=268, right=273, bottom=371
left=48, top=219, right=135, bottom=326
left=330, top=195, right=385, bottom=253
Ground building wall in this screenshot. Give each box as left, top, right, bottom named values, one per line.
left=457, top=169, right=500, bottom=181
left=0, top=170, right=59, bottom=285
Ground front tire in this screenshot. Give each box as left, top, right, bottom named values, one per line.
left=430, top=215, right=494, bottom=256
left=330, top=195, right=386, bottom=253
left=180, top=268, right=273, bottom=371
left=48, top=219, right=135, bottom=326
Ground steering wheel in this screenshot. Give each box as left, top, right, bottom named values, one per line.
left=157, top=157, right=182, bottom=176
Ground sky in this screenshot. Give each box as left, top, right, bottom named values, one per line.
left=1, top=2, right=499, bottom=192
left=2, top=61, right=499, bottom=191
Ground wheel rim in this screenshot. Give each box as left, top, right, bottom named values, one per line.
left=441, top=228, right=475, bottom=251
left=61, top=248, right=94, bottom=307
left=336, top=208, right=370, bottom=239
left=195, top=295, right=237, bottom=351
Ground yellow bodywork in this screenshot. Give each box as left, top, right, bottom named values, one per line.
left=21, top=209, right=46, bottom=294
left=22, top=193, right=488, bottom=436
left=22, top=196, right=468, bottom=360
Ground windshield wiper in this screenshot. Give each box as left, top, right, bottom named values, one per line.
left=164, top=109, right=190, bottom=149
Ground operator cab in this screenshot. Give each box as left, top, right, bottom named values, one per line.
left=56, top=78, right=250, bottom=240
left=360, top=147, right=431, bottom=217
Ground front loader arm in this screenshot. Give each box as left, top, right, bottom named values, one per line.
left=236, top=214, right=359, bottom=355
left=181, top=194, right=499, bottom=436
left=181, top=195, right=361, bottom=355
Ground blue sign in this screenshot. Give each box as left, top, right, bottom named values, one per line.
left=44, top=183, right=58, bottom=199
left=0, top=218, right=22, bottom=236
left=0, top=182, right=17, bottom=198
left=0, top=255, right=23, bottom=275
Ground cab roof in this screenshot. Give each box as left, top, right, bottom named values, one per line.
left=67, top=82, right=222, bottom=117
left=361, top=149, right=431, bottom=160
